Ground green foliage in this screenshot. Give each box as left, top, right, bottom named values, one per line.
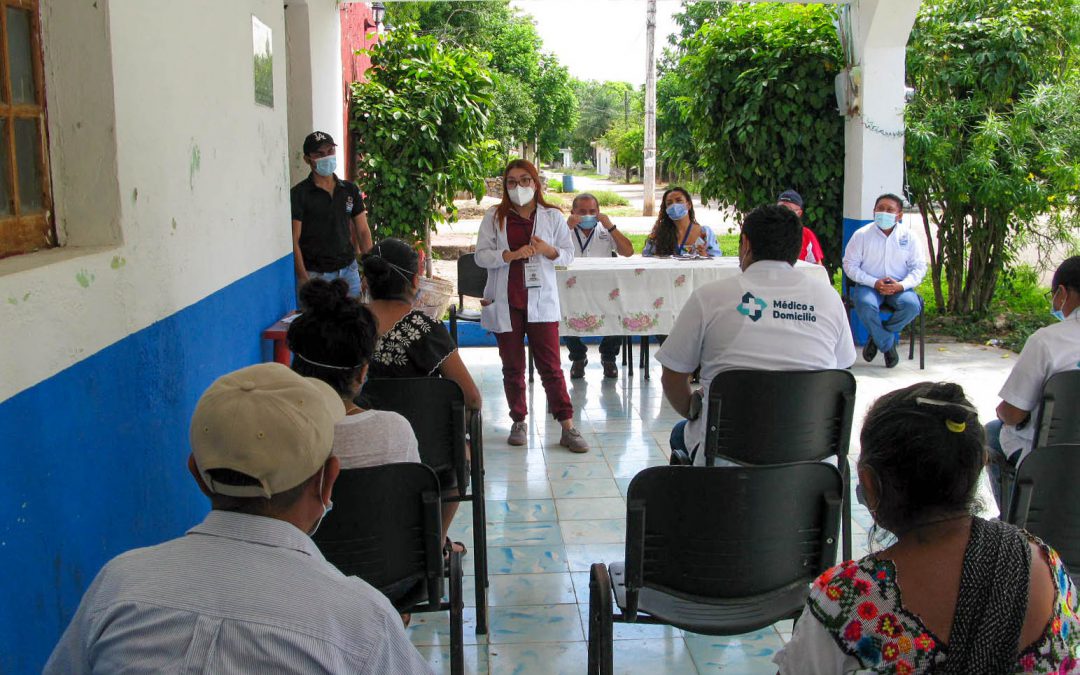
left=602, top=120, right=645, bottom=181
left=678, top=4, right=845, bottom=270
left=547, top=178, right=571, bottom=193
left=350, top=27, right=498, bottom=252
left=488, top=71, right=537, bottom=166
left=567, top=79, right=636, bottom=164
left=589, top=190, right=630, bottom=207
left=531, top=55, right=579, bottom=162
left=906, top=0, right=1080, bottom=314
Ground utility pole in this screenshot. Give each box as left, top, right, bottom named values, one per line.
left=642, top=0, right=657, bottom=217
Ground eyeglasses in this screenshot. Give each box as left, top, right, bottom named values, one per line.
left=506, top=176, right=534, bottom=189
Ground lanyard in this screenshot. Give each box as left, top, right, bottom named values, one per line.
left=574, top=227, right=597, bottom=254
left=677, top=224, right=695, bottom=254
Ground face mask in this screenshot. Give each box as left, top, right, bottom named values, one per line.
left=577, top=215, right=598, bottom=230
left=874, top=212, right=897, bottom=231
left=308, top=467, right=334, bottom=537
left=666, top=203, right=689, bottom=221
left=508, top=185, right=535, bottom=206
left=314, top=155, right=337, bottom=177
left=1051, top=289, right=1066, bottom=321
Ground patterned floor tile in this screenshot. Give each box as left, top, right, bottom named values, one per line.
left=549, top=478, right=622, bottom=499
left=488, top=572, right=577, bottom=607
left=486, top=641, right=588, bottom=675
left=486, top=521, right=563, bottom=547
left=684, top=628, right=786, bottom=673
left=487, top=545, right=569, bottom=574
left=487, top=604, right=585, bottom=644
left=559, top=518, right=626, bottom=545
left=554, top=496, right=626, bottom=521
left=484, top=499, right=557, bottom=523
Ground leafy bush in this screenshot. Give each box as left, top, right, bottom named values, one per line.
left=547, top=178, right=570, bottom=193
left=590, top=190, right=630, bottom=207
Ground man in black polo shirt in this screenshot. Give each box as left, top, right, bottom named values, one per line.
left=290, top=131, right=373, bottom=296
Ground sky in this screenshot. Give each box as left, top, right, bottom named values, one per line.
left=509, top=0, right=682, bottom=86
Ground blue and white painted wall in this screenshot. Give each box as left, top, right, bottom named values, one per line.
left=0, top=1, right=347, bottom=671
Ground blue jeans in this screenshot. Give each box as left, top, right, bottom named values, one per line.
left=852, top=285, right=921, bottom=352
left=307, top=259, right=361, bottom=298
left=984, top=419, right=1015, bottom=504
left=564, top=335, right=622, bottom=362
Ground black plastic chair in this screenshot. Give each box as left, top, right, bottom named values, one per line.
left=359, top=377, right=490, bottom=635
left=1005, top=444, right=1080, bottom=584
left=313, top=463, right=465, bottom=674
left=449, top=252, right=535, bottom=381
left=842, top=277, right=925, bottom=369
left=999, top=370, right=1080, bottom=514
left=702, top=368, right=856, bottom=560
left=587, top=464, right=843, bottom=674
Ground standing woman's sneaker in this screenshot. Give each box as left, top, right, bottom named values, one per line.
left=507, top=421, right=528, bottom=446
left=560, top=427, right=590, bottom=453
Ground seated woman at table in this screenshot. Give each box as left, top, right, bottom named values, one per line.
left=642, top=186, right=722, bottom=257
left=287, top=278, right=420, bottom=470
left=774, top=381, right=1080, bottom=674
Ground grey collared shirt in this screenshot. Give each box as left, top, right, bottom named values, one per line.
left=45, top=510, right=433, bottom=674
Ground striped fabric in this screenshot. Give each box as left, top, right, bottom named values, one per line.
left=45, top=510, right=433, bottom=674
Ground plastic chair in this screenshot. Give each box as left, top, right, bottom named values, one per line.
left=999, top=371, right=1080, bottom=515
left=703, top=368, right=856, bottom=560
left=842, top=277, right=925, bottom=369
left=1005, top=444, right=1080, bottom=584
left=313, top=463, right=465, bottom=674
left=587, top=464, right=842, bottom=674
left=359, top=377, right=490, bottom=635
left=449, top=252, right=535, bottom=381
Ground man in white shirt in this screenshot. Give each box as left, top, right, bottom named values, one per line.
left=656, top=205, right=856, bottom=465
left=565, top=193, right=635, bottom=379
left=986, top=256, right=1080, bottom=500
left=46, top=363, right=432, bottom=674
left=842, top=193, right=927, bottom=368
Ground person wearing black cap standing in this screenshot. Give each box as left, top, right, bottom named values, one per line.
left=290, top=131, right=373, bottom=297
left=777, top=190, right=825, bottom=266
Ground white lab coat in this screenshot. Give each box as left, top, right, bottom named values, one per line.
left=474, top=204, right=575, bottom=333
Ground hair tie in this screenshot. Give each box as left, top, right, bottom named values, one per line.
left=914, top=397, right=978, bottom=414
left=294, top=352, right=363, bottom=371
left=945, top=419, right=966, bottom=433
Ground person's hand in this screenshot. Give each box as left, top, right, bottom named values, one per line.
left=598, top=213, right=615, bottom=231
left=693, top=241, right=708, bottom=257
left=881, top=278, right=902, bottom=295
left=688, top=388, right=704, bottom=421
left=530, top=236, right=556, bottom=259
left=874, top=278, right=896, bottom=294
left=516, top=245, right=537, bottom=260
left=567, top=214, right=581, bottom=229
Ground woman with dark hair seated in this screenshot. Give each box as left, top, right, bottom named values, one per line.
left=775, top=381, right=1079, bottom=673
left=287, top=278, right=420, bottom=469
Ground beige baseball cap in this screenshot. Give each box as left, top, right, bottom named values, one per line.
left=190, top=363, right=345, bottom=498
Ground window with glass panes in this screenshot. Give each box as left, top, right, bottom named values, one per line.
left=0, top=0, right=52, bottom=259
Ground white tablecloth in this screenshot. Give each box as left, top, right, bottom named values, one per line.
left=556, top=257, right=830, bottom=336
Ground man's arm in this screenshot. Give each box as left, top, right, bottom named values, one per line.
left=291, top=219, right=308, bottom=282
left=996, top=400, right=1030, bottom=427
left=842, top=230, right=876, bottom=287
left=661, top=367, right=697, bottom=418
left=899, top=229, right=928, bottom=290
left=600, top=214, right=634, bottom=257
left=351, top=212, right=373, bottom=254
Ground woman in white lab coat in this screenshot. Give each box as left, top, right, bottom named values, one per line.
left=474, top=159, right=589, bottom=453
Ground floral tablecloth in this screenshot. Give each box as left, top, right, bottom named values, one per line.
left=556, top=256, right=830, bottom=336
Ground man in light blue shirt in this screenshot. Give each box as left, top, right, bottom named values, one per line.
left=45, top=363, right=432, bottom=674
left=842, top=193, right=927, bottom=368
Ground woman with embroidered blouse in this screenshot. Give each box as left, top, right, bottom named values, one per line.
left=641, top=186, right=722, bottom=257
left=774, top=381, right=1079, bottom=674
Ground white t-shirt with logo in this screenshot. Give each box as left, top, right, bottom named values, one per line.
left=571, top=225, right=618, bottom=258
left=655, top=260, right=856, bottom=464
left=998, top=308, right=1080, bottom=461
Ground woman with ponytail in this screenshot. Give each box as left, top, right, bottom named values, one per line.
left=474, top=159, right=589, bottom=453
left=775, top=381, right=1079, bottom=673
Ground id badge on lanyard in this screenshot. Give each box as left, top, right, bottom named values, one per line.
left=524, top=260, right=543, bottom=289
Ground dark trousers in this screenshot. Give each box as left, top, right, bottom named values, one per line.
left=495, top=306, right=574, bottom=422
left=564, top=335, right=621, bottom=363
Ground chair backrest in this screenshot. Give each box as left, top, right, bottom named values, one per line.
left=1007, top=444, right=1080, bottom=577
left=359, top=377, right=468, bottom=492
left=625, top=464, right=842, bottom=599
left=704, top=369, right=856, bottom=466
left=313, top=463, right=444, bottom=605
left=1033, top=370, right=1080, bottom=449
left=457, top=254, right=488, bottom=302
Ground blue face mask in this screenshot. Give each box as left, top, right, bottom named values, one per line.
left=666, top=202, right=689, bottom=221
left=577, top=215, right=598, bottom=230
left=874, top=212, right=897, bottom=231
left=314, top=155, right=337, bottom=177
left=1051, top=289, right=1066, bottom=321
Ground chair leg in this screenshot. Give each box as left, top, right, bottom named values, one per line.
left=909, top=319, right=915, bottom=361
left=588, top=563, right=614, bottom=675
left=528, top=345, right=535, bottom=383
left=471, top=450, right=489, bottom=635
left=448, top=549, right=464, bottom=675
left=919, top=309, right=925, bottom=370
left=625, top=336, right=633, bottom=376
left=643, top=337, right=651, bottom=381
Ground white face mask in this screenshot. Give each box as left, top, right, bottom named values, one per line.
left=308, top=467, right=334, bottom=537
left=508, top=185, right=535, bottom=206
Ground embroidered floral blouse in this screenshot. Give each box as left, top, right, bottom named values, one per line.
left=369, top=310, right=456, bottom=379
left=774, top=539, right=1080, bottom=674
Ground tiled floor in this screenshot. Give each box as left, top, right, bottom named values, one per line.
left=407, top=341, right=1013, bottom=673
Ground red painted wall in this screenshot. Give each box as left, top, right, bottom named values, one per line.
left=340, top=2, right=378, bottom=179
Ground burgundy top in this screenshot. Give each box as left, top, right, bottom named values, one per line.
left=505, top=209, right=535, bottom=310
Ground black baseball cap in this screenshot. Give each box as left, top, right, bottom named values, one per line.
left=777, top=190, right=804, bottom=208
left=303, top=131, right=336, bottom=155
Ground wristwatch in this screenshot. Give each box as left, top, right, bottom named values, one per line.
left=606, top=224, right=617, bottom=232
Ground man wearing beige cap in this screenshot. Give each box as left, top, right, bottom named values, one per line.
left=46, top=363, right=432, bottom=674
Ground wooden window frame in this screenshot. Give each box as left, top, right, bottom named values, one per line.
left=0, top=0, right=53, bottom=260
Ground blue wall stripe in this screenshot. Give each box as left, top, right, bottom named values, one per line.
left=843, top=217, right=874, bottom=345
left=0, top=254, right=294, bottom=674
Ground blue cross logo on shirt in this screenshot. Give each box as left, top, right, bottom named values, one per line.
left=737, top=292, right=767, bottom=322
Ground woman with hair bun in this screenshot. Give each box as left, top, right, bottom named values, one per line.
left=286, top=278, right=420, bottom=470
left=775, top=381, right=1079, bottom=673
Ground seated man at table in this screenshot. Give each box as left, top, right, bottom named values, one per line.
left=985, top=256, right=1080, bottom=503
left=45, top=363, right=432, bottom=674
left=776, top=189, right=825, bottom=265
left=842, top=192, right=927, bottom=368
left=565, top=192, right=635, bottom=379
left=656, top=205, right=856, bottom=465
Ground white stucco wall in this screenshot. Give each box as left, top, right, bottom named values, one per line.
left=0, top=0, right=322, bottom=402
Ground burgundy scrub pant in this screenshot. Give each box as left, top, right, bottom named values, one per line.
left=495, top=306, right=574, bottom=422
